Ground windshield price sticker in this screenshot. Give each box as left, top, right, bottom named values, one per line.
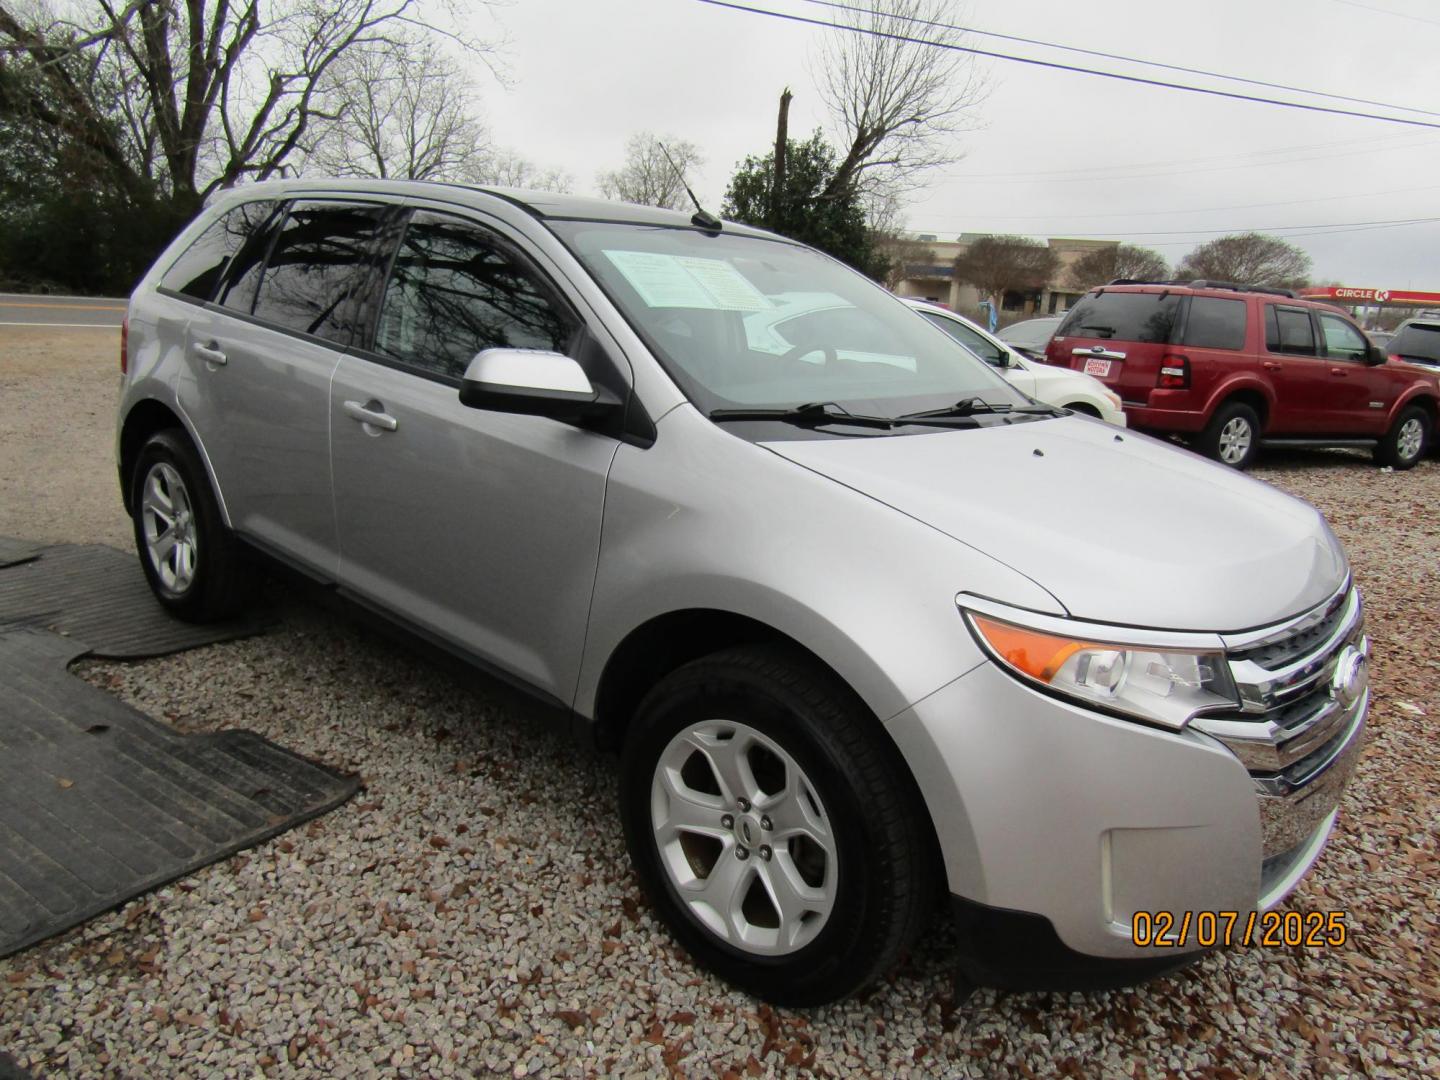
left=605, top=250, right=771, bottom=311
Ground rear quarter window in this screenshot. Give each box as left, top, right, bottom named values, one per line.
left=1056, top=292, right=1180, bottom=343
left=1182, top=296, right=1247, bottom=350
left=158, top=200, right=278, bottom=301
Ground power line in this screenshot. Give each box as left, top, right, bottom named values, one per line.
left=693, top=0, right=1440, bottom=131
left=1329, top=0, right=1440, bottom=28
left=914, top=183, right=1440, bottom=223
left=905, top=216, right=1440, bottom=242
left=802, top=0, right=1440, bottom=119
left=948, top=131, right=1438, bottom=181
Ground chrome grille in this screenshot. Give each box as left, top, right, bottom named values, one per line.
left=1191, top=583, right=1367, bottom=858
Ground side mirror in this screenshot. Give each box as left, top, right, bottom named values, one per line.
left=459, top=348, right=621, bottom=420
left=1365, top=344, right=1388, bottom=366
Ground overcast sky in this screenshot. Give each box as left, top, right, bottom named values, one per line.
left=472, top=0, right=1440, bottom=288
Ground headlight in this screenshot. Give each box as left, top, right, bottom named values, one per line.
left=963, top=608, right=1238, bottom=729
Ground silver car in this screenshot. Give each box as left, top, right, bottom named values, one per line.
left=117, top=181, right=1368, bottom=1006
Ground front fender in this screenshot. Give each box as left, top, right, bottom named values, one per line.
left=574, top=407, right=1066, bottom=725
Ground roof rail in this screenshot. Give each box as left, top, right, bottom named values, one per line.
left=1106, top=277, right=1297, bottom=298
left=1179, top=279, right=1297, bottom=298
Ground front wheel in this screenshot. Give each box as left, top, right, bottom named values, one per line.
left=619, top=645, right=934, bottom=1007
left=130, top=429, right=249, bottom=621
left=1197, top=401, right=1261, bottom=469
left=1374, top=406, right=1430, bottom=470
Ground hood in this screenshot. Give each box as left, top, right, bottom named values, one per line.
left=764, top=418, right=1347, bottom=632
left=1024, top=362, right=1087, bottom=387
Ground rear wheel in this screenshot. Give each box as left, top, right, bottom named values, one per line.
left=619, top=645, right=934, bottom=1006
left=1374, top=406, right=1430, bottom=470
left=130, top=429, right=249, bottom=621
left=1197, top=401, right=1261, bottom=469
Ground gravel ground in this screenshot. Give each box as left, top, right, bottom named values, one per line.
left=2, top=338, right=1438, bottom=1077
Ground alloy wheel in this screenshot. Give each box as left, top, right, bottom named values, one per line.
left=1218, top=417, right=1252, bottom=464
left=1397, top=417, right=1424, bottom=462
left=140, top=461, right=198, bottom=594
left=650, top=720, right=837, bottom=956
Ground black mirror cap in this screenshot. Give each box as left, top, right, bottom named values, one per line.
left=459, top=379, right=623, bottom=421
left=1365, top=344, right=1389, bottom=366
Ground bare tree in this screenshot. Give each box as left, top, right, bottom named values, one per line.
left=597, top=131, right=703, bottom=210
left=1067, top=243, right=1170, bottom=290
left=0, top=0, right=498, bottom=205
left=813, top=0, right=987, bottom=204
left=471, top=149, right=572, bottom=193
left=1176, top=233, right=1312, bottom=289
left=310, top=34, right=491, bottom=181
left=953, top=235, right=1058, bottom=310
left=875, top=232, right=936, bottom=290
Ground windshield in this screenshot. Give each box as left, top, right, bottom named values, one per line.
left=1388, top=323, right=1440, bottom=366
left=549, top=222, right=1026, bottom=417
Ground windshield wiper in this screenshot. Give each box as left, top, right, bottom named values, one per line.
left=708, top=401, right=897, bottom=428
left=898, top=397, right=1060, bottom=421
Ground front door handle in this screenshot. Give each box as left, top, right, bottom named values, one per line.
left=343, top=399, right=399, bottom=432
left=1329, top=367, right=1348, bottom=377
left=1262, top=361, right=1282, bottom=371
left=193, top=342, right=227, bottom=366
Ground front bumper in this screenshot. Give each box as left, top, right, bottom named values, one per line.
left=888, top=586, right=1367, bottom=963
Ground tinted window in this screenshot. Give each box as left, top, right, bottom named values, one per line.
left=921, top=311, right=1006, bottom=365
left=248, top=202, right=386, bottom=343
left=1318, top=313, right=1368, bottom=360
left=1388, top=323, right=1440, bottom=366
left=1055, top=293, right=1180, bottom=344
left=998, top=318, right=1060, bottom=349
left=1182, top=296, right=1246, bottom=350
left=1266, top=307, right=1317, bottom=356
left=159, top=200, right=277, bottom=301
left=373, top=212, right=578, bottom=380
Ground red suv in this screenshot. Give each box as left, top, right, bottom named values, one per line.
left=1046, top=281, right=1438, bottom=469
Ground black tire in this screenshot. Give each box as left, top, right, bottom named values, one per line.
left=1373, top=405, right=1430, bottom=470
left=619, top=644, right=935, bottom=1007
left=130, top=428, right=249, bottom=622
left=1197, top=400, right=1261, bottom=469
left=1065, top=403, right=1101, bottom=418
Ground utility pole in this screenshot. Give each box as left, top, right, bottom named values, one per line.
left=771, top=87, right=792, bottom=232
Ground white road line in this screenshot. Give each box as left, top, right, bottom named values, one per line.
left=0, top=321, right=120, bottom=328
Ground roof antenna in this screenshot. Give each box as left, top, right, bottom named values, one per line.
left=659, top=142, right=722, bottom=233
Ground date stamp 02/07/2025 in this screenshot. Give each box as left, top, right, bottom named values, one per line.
left=1131, top=910, right=1348, bottom=949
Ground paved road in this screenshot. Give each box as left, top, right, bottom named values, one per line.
left=0, top=293, right=125, bottom=328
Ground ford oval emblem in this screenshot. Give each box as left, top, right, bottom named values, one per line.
left=1330, top=646, right=1368, bottom=709
left=1090, top=345, right=1106, bottom=353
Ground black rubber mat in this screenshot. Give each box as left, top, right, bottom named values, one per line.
left=0, top=538, right=41, bottom=569
left=0, top=542, right=266, bottom=658
left=0, top=626, right=360, bottom=958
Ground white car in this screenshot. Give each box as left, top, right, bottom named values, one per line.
left=903, top=300, right=1125, bottom=425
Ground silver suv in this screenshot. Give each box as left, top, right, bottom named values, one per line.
left=117, top=181, right=1368, bottom=1005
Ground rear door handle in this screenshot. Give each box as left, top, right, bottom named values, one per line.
left=343, top=400, right=398, bottom=432
left=1329, top=367, right=1348, bottom=377
left=193, top=342, right=227, bottom=366
left=1262, top=361, right=1282, bottom=371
